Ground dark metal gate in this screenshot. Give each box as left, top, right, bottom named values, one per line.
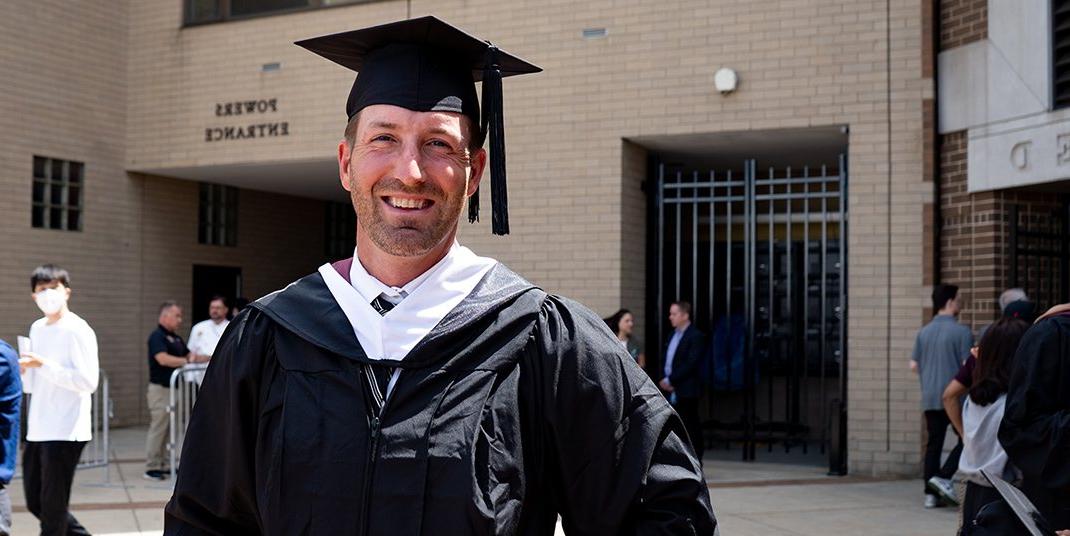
left=1010, top=199, right=1070, bottom=313
left=651, top=156, right=848, bottom=474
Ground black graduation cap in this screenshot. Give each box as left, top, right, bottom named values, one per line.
left=295, top=16, right=541, bottom=235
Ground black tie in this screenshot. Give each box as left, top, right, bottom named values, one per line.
left=370, top=294, right=396, bottom=315
left=366, top=294, right=397, bottom=409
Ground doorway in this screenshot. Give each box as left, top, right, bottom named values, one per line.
left=642, top=128, right=849, bottom=474
left=191, top=265, right=242, bottom=324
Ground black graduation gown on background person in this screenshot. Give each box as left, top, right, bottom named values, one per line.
left=998, top=312, right=1070, bottom=529
left=163, top=263, right=716, bottom=535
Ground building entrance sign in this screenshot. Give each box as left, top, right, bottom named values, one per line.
left=204, top=97, right=289, bottom=142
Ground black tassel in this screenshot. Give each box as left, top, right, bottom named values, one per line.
left=482, top=44, right=509, bottom=235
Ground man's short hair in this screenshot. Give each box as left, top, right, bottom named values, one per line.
left=932, top=284, right=958, bottom=312
left=672, top=301, right=692, bottom=318
left=208, top=295, right=228, bottom=307
left=31, top=264, right=71, bottom=290
left=998, top=288, right=1028, bottom=311
left=159, top=300, right=180, bottom=315
left=343, top=111, right=482, bottom=152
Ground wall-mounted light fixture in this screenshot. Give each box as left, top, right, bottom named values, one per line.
left=714, top=67, right=739, bottom=94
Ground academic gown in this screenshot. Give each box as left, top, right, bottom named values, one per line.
left=163, top=263, right=716, bottom=535
left=997, top=313, right=1070, bottom=528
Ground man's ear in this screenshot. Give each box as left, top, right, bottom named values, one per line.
left=338, top=140, right=353, bottom=192
left=467, top=147, right=487, bottom=197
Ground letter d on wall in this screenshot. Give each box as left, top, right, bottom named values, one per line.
left=1010, top=141, right=1031, bottom=171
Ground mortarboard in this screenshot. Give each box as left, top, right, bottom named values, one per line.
left=295, top=16, right=541, bottom=235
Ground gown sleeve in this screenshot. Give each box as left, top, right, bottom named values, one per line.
left=164, top=308, right=276, bottom=535
left=998, top=316, right=1070, bottom=490
left=532, top=296, right=717, bottom=535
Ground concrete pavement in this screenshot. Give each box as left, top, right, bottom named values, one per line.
left=5, top=427, right=958, bottom=535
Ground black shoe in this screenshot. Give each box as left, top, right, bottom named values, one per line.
left=143, top=470, right=167, bottom=481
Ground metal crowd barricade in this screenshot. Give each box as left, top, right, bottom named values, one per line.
left=77, top=370, right=111, bottom=471
left=168, top=363, right=208, bottom=481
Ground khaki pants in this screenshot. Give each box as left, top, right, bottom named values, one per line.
left=145, top=383, right=170, bottom=471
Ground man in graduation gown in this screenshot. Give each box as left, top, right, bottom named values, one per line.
left=998, top=303, right=1070, bottom=530
left=163, top=16, right=716, bottom=536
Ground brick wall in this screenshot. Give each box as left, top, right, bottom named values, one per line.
left=938, top=132, right=1064, bottom=335
left=0, top=1, right=141, bottom=422
left=940, top=0, right=987, bottom=51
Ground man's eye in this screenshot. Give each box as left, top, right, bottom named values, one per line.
left=371, top=135, right=394, bottom=142
left=428, top=139, right=453, bottom=149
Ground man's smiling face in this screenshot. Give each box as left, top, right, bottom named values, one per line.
left=339, top=104, right=485, bottom=258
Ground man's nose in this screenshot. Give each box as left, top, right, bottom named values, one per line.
left=392, top=143, right=425, bottom=185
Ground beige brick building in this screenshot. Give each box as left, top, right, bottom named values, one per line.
left=3, top=0, right=1063, bottom=478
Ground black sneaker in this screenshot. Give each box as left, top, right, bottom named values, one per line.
left=143, top=470, right=167, bottom=481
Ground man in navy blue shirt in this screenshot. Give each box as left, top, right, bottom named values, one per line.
left=0, top=339, right=22, bottom=536
left=145, top=301, right=205, bottom=481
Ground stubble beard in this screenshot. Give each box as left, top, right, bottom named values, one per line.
left=351, top=175, right=467, bottom=258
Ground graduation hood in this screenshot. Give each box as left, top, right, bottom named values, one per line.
left=249, top=263, right=538, bottom=368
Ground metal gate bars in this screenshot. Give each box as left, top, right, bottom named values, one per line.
left=652, top=156, right=848, bottom=474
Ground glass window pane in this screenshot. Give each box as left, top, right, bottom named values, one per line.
left=32, top=180, right=45, bottom=203
left=51, top=184, right=64, bottom=205
left=33, top=156, right=46, bottom=179
left=67, top=210, right=80, bottom=231
left=32, top=206, right=44, bottom=228
left=68, top=186, right=81, bottom=208
left=231, top=0, right=308, bottom=17
left=50, top=207, right=63, bottom=229
left=69, top=162, right=83, bottom=184
left=187, top=0, right=221, bottom=23
left=51, top=160, right=64, bottom=182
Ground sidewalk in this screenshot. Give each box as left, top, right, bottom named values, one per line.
left=6, top=427, right=958, bottom=535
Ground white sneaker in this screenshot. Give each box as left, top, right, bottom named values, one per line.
left=927, top=476, right=959, bottom=506
left=924, top=494, right=940, bottom=508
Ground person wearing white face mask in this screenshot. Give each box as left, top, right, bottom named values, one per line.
left=19, top=264, right=99, bottom=536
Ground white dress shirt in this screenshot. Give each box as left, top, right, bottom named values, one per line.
left=663, top=322, right=690, bottom=382
left=317, top=242, right=497, bottom=363
left=187, top=318, right=229, bottom=357
left=23, top=312, right=100, bottom=442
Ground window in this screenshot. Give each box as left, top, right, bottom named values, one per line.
left=199, top=183, right=238, bottom=246
left=1054, top=0, right=1070, bottom=108
left=32, top=156, right=84, bottom=231
left=185, top=0, right=369, bottom=25
left=324, top=201, right=355, bottom=258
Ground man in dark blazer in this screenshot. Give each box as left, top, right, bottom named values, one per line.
left=659, top=301, right=707, bottom=461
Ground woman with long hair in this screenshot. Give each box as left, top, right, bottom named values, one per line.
left=604, top=309, right=646, bottom=370
left=958, top=316, right=1029, bottom=529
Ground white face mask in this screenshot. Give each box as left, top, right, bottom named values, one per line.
left=34, top=288, right=67, bottom=316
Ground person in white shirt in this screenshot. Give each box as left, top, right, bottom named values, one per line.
left=186, top=295, right=229, bottom=360
left=19, top=264, right=98, bottom=536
